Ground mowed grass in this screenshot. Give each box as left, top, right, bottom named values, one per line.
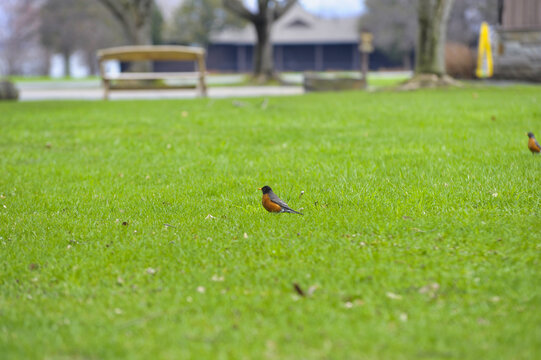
left=1, top=87, right=540, bottom=359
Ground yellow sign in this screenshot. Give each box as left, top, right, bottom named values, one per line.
left=359, top=32, right=374, bottom=53
left=476, top=22, right=493, bottom=78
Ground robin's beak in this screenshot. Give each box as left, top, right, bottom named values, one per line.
left=258, top=188, right=262, bottom=190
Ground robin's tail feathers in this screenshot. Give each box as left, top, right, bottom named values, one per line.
left=282, top=208, right=303, bottom=215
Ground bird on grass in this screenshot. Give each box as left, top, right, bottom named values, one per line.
left=527, top=132, right=541, bottom=154
left=258, top=186, right=303, bottom=215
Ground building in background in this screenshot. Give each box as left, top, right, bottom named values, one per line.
left=494, top=0, right=541, bottom=81
left=207, top=4, right=363, bottom=73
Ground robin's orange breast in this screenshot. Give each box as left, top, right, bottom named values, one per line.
left=529, top=138, right=541, bottom=153
left=262, top=194, right=282, bottom=212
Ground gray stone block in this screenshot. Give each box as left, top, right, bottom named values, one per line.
left=0, top=80, right=19, bottom=101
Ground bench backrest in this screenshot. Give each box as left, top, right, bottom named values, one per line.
left=97, top=45, right=206, bottom=63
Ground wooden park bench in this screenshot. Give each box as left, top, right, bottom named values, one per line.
left=97, top=45, right=207, bottom=100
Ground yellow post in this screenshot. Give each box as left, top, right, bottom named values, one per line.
left=476, top=22, right=493, bottom=78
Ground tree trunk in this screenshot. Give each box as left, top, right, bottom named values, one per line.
left=403, top=52, right=411, bottom=70
left=39, top=50, right=51, bottom=76
left=415, top=0, right=454, bottom=75
left=397, top=0, right=459, bottom=89
left=127, top=22, right=152, bottom=72
left=121, top=19, right=151, bottom=46
left=253, top=15, right=274, bottom=82
left=85, top=50, right=97, bottom=76
left=63, top=51, right=71, bottom=77
left=223, top=0, right=296, bottom=82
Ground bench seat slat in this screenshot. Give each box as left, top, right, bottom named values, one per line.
left=104, top=72, right=203, bottom=80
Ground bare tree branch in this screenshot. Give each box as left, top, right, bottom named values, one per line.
left=223, top=0, right=255, bottom=22
left=96, top=0, right=127, bottom=26
left=274, top=0, right=297, bottom=20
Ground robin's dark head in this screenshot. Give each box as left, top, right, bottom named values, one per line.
left=527, top=132, right=535, bottom=138
left=259, top=185, right=272, bottom=194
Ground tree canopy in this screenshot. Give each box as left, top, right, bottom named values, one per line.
left=96, top=0, right=154, bottom=46
left=167, top=0, right=244, bottom=46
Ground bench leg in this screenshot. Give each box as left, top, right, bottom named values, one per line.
left=199, top=76, right=207, bottom=97
left=102, top=79, right=111, bottom=100
left=196, top=55, right=208, bottom=97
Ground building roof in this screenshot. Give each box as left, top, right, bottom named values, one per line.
left=211, top=4, right=360, bottom=45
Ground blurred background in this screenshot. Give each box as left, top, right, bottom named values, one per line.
left=0, top=0, right=538, bottom=82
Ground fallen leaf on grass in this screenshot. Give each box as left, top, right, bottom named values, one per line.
left=421, top=283, right=439, bottom=292
left=28, top=263, right=39, bottom=271
left=399, top=313, right=408, bottom=322
left=205, top=214, right=215, bottom=220
left=343, top=299, right=364, bottom=308
left=307, top=285, right=318, bottom=296
left=122, top=221, right=128, bottom=226
left=419, top=283, right=440, bottom=298
left=386, top=292, right=402, bottom=300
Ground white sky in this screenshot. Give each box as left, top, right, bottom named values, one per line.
left=295, top=0, right=364, bottom=16
left=156, top=0, right=365, bottom=18
left=246, top=0, right=365, bottom=17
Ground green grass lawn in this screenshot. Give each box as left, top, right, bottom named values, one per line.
left=1, top=87, right=540, bottom=359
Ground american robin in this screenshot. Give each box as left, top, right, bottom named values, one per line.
left=527, top=132, right=541, bottom=154
left=258, top=186, right=303, bottom=215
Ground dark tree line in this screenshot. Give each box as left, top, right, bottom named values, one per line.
left=166, top=0, right=245, bottom=46
left=3, top=0, right=498, bottom=82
